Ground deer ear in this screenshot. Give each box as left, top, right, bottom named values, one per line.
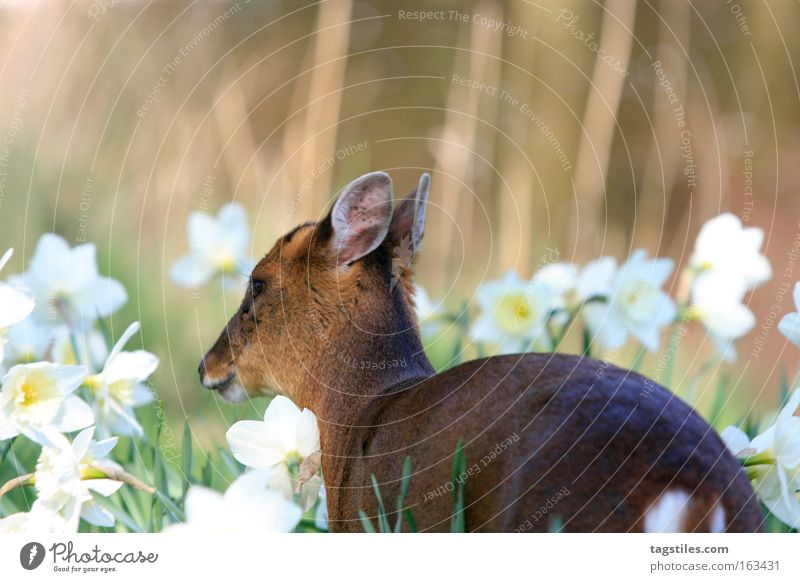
left=388, top=172, right=430, bottom=258
left=329, top=171, right=393, bottom=266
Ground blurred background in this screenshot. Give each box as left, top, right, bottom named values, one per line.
left=1, top=0, right=799, bottom=451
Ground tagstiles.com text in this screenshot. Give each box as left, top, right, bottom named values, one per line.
left=649, top=544, right=780, bottom=574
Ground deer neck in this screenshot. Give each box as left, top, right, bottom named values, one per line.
left=296, top=285, right=435, bottom=493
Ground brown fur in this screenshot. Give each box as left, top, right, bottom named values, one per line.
left=199, top=179, right=763, bottom=533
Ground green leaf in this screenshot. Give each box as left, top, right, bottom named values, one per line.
left=709, top=373, right=729, bottom=428
left=358, top=510, right=377, bottom=533
left=219, top=447, right=244, bottom=478
left=95, top=315, right=114, bottom=351
left=548, top=515, right=564, bottom=533
left=297, top=518, right=327, bottom=533
left=450, top=439, right=466, bottom=533
left=181, top=419, right=192, bottom=504
left=582, top=326, right=592, bottom=357
left=118, top=486, right=146, bottom=528
left=394, top=456, right=413, bottom=533
left=0, top=436, right=16, bottom=466
left=370, top=475, right=391, bottom=533
left=90, top=492, right=143, bottom=533
left=156, top=491, right=185, bottom=523
left=403, top=509, right=418, bottom=533
left=201, top=455, right=213, bottom=487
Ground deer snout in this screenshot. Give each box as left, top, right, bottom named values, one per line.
left=197, top=352, right=235, bottom=390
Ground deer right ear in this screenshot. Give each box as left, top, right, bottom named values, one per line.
left=388, top=172, right=430, bottom=256
left=327, top=171, right=393, bottom=266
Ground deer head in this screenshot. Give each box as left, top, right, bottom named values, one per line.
left=198, top=171, right=433, bottom=407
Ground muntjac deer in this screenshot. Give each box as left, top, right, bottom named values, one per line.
left=198, top=171, right=763, bottom=532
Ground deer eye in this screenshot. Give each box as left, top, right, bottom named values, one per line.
left=252, top=279, right=266, bottom=296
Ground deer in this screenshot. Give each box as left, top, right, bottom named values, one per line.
left=198, top=170, right=763, bottom=532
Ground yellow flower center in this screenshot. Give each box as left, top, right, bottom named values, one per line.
left=217, top=254, right=237, bottom=274
left=496, top=293, right=536, bottom=333
left=283, top=450, right=303, bottom=470
left=84, top=375, right=102, bottom=390
left=19, top=381, right=38, bottom=406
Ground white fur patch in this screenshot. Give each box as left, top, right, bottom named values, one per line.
left=644, top=490, right=691, bottom=533
left=218, top=381, right=249, bottom=404
left=709, top=504, right=726, bottom=533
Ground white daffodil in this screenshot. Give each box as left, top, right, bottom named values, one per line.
left=720, top=390, right=800, bottom=528
left=84, top=322, right=157, bottom=437
left=0, top=501, right=74, bottom=533
left=582, top=250, right=676, bottom=352
left=779, top=282, right=800, bottom=347
left=170, top=203, right=254, bottom=292
left=690, top=213, right=771, bottom=289
left=534, top=262, right=578, bottom=324
left=226, top=395, right=322, bottom=510
left=315, top=484, right=329, bottom=531
left=469, top=271, right=555, bottom=354
left=52, top=325, right=108, bottom=370
left=164, top=469, right=302, bottom=534
left=414, top=286, right=444, bottom=337
left=576, top=257, right=618, bottom=302
left=689, top=272, right=755, bottom=362
left=8, top=234, right=126, bottom=329
left=34, top=427, right=123, bottom=528
left=535, top=262, right=578, bottom=306
left=0, top=362, right=93, bottom=443
left=0, top=248, right=36, bottom=364
left=3, top=318, right=53, bottom=366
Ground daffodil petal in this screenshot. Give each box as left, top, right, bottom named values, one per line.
left=80, top=501, right=116, bottom=527
left=54, top=397, right=95, bottom=434
left=719, top=426, right=752, bottom=457
left=226, top=420, right=284, bottom=468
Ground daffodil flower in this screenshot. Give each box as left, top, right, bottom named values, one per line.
left=2, top=318, right=53, bottom=367
left=170, top=203, right=254, bottom=292
left=576, top=257, right=618, bottom=302
left=51, top=325, right=109, bottom=370
left=7, top=234, right=126, bottom=330
left=0, top=248, right=35, bottom=364
left=0, top=501, right=73, bottom=533
left=315, top=484, right=329, bottom=531
left=33, top=427, right=123, bottom=528
left=469, top=271, right=555, bottom=354
left=414, top=286, right=445, bottom=337
left=582, top=250, right=676, bottom=351
left=534, top=262, right=578, bottom=312
left=688, top=272, right=755, bottom=362
left=778, top=282, right=800, bottom=347
left=720, top=389, right=800, bottom=528
left=226, top=395, right=322, bottom=510
left=533, top=262, right=577, bottom=330
left=84, top=322, right=158, bottom=437
left=0, top=362, right=94, bottom=443
left=164, top=469, right=302, bottom=533
left=690, top=213, right=771, bottom=290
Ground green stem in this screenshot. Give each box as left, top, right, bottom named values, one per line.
left=742, top=452, right=774, bottom=467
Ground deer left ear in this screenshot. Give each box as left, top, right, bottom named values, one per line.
left=328, top=171, right=393, bottom=266
left=388, top=172, right=430, bottom=259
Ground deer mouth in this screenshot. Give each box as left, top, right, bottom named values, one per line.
left=200, top=369, right=248, bottom=403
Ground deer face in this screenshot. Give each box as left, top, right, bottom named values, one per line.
left=198, top=171, right=430, bottom=404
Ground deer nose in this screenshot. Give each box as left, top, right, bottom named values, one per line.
left=198, top=358, right=208, bottom=384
